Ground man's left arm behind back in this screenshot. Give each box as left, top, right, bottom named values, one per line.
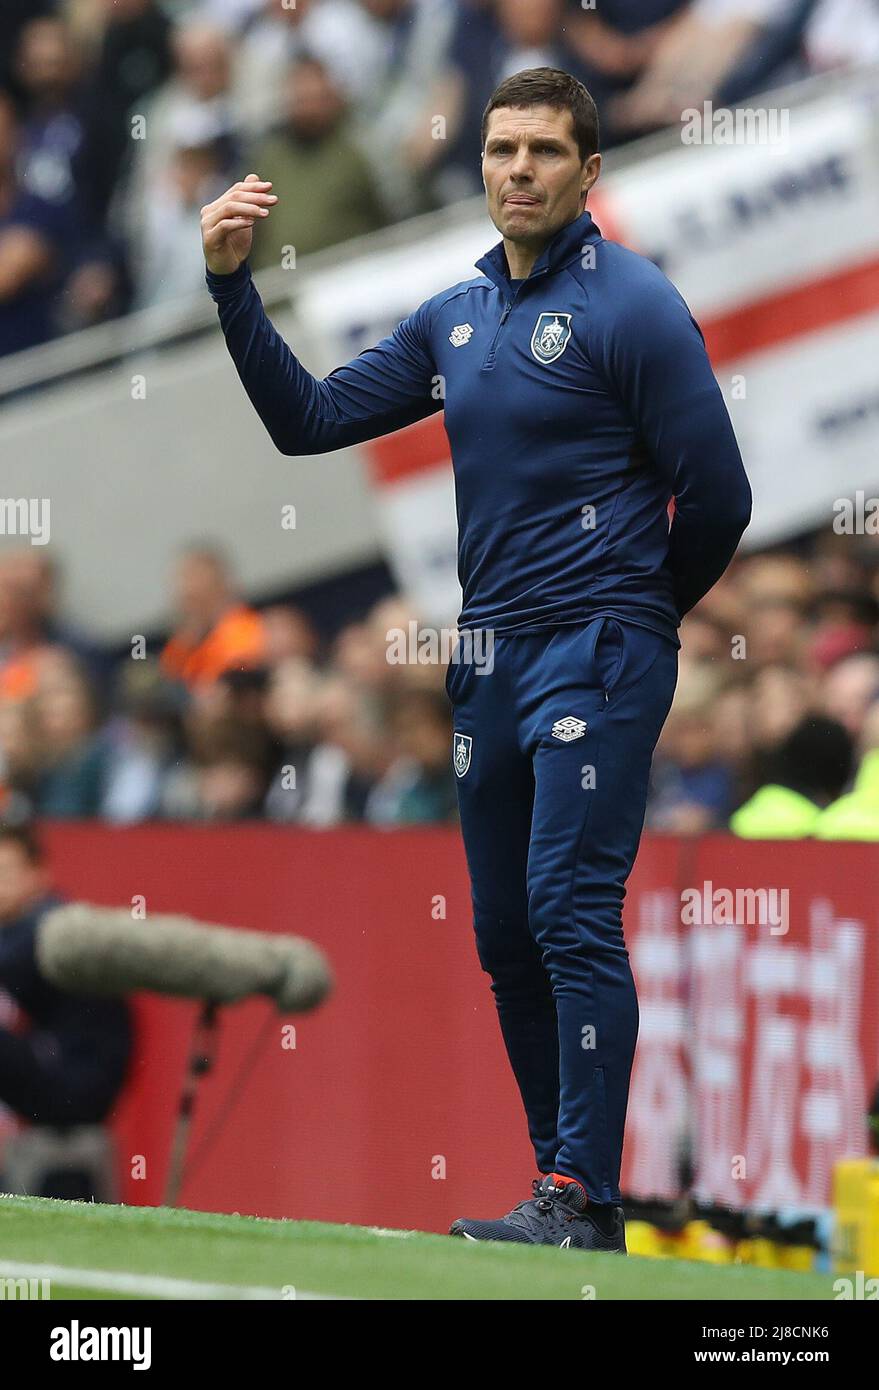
left=586, top=255, right=753, bottom=618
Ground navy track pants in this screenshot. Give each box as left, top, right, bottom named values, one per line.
left=447, top=615, right=678, bottom=1203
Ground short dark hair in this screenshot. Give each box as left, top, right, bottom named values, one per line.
left=0, top=822, right=44, bottom=864
left=770, top=716, right=854, bottom=803
left=482, top=67, right=600, bottom=164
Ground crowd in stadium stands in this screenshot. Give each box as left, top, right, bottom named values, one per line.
left=2, top=0, right=879, bottom=829
left=2, top=0, right=879, bottom=355
left=2, top=526, right=879, bottom=833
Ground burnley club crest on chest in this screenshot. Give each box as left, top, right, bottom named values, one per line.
left=531, top=312, right=573, bottom=365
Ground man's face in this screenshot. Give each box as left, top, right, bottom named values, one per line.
left=482, top=104, right=599, bottom=249
left=176, top=555, right=226, bottom=625
left=0, top=843, right=48, bottom=924
left=495, top=0, right=561, bottom=46
left=285, top=63, right=344, bottom=141
left=175, top=28, right=231, bottom=101
left=16, top=19, right=78, bottom=104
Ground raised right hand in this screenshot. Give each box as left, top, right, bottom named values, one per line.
left=201, top=174, right=278, bottom=275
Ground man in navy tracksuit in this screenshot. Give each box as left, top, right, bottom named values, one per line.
left=203, top=68, right=751, bottom=1250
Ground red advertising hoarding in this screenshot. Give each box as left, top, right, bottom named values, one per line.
left=1, top=826, right=875, bottom=1232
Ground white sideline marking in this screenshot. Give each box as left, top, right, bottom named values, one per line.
left=0, top=1261, right=340, bottom=1301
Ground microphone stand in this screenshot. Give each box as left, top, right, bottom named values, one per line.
left=164, top=1000, right=220, bottom=1207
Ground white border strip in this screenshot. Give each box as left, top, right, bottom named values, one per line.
left=0, top=1261, right=340, bottom=1301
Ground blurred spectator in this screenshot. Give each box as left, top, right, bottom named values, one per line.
left=0, top=701, right=41, bottom=823
left=263, top=664, right=386, bottom=824
left=564, top=0, right=692, bottom=148
left=238, top=0, right=455, bottom=214
left=567, top=0, right=687, bottom=75
left=745, top=600, right=809, bottom=669
left=13, top=15, right=123, bottom=330
left=0, top=521, right=876, bottom=827
left=807, top=596, right=876, bottom=673
left=0, top=548, right=113, bottom=698
left=648, top=664, right=735, bottom=831
left=31, top=658, right=109, bottom=818
left=0, top=553, right=76, bottom=706
left=99, top=659, right=183, bottom=824
left=261, top=604, right=319, bottom=666
left=0, top=1, right=56, bottom=98
left=232, top=0, right=370, bottom=138
left=299, top=674, right=389, bottom=825
left=676, top=608, right=735, bottom=663
left=160, top=544, right=267, bottom=692
left=262, top=655, right=326, bottom=822
left=78, top=0, right=174, bottom=226
left=0, top=823, right=132, bottom=1152
left=133, top=103, right=237, bottom=306
left=0, top=90, right=82, bottom=357
left=0, top=0, right=874, bottom=359
left=710, top=680, right=752, bottom=798
left=367, top=687, right=457, bottom=823
left=609, top=0, right=879, bottom=138
left=820, top=653, right=879, bottom=740
left=120, top=19, right=238, bottom=268
left=347, top=0, right=458, bottom=214
left=730, top=713, right=853, bottom=836
left=608, top=0, right=770, bottom=135
left=739, top=553, right=815, bottom=609
left=747, top=663, right=817, bottom=758
left=174, top=713, right=275, bottom=821
left=331, top=619, right=394, bottom=697
left=213, top=664, right=274, bottom=731
left=247, top=54, right=389, bottom=270
left=14, top=16, right=91, bottom=214
left=815, top=699, right=879, bottom=840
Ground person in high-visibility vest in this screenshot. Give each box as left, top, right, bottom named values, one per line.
left=815, top=701, right=879, bottom=841
left=730, top=715, right=853, bottom=839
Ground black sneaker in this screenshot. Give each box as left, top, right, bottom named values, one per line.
left=450, top=1174, right=627, bottom=1251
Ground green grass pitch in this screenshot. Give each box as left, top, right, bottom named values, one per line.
left=0, top=1195, right=841, bottom=1300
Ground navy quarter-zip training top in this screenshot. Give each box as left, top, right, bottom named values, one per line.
left=206, top=208, right=752, bottom=644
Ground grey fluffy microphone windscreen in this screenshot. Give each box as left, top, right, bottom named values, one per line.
left=36, top=903, right=332, bottom=1014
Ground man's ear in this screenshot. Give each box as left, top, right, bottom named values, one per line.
left=581, top=152, right=601, bottom=200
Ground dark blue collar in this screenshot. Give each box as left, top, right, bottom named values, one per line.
left=476, top=208, right=602, bottom=290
